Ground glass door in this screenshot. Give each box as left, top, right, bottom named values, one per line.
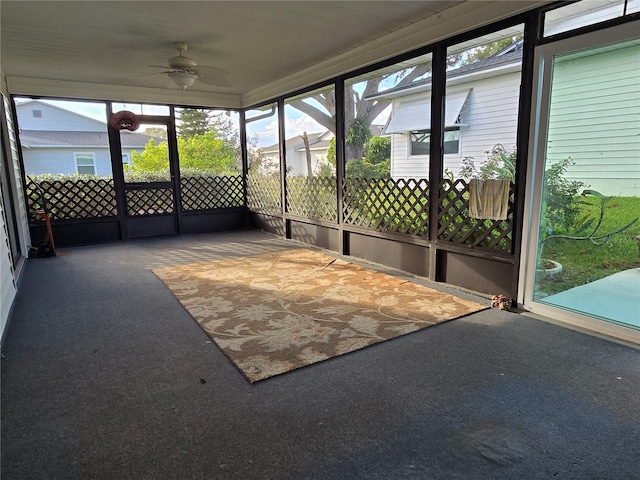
left=522, top=22, right=640, bottom=341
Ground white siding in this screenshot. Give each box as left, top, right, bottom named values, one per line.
left=23, top=148, right=114, bottom=176
left=546, top=43, right=640, bottom=197
left=16, top=101, right=106, bottom=131
left=286, top=149, right=307, bottom=176
left=391, top=73, right=521, bottom=179
left=391, top=133, right=429, bottom=178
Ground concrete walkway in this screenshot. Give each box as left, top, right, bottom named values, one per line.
left=542, top=268, right=640, bottom=328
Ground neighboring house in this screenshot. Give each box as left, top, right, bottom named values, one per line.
left=261, top=130, right=334, bottom=176
left=259, top=125, right=386, bottom=176
left=374, top=39, right=640, bottom=196
left=16, top=100, right=156, bottom=177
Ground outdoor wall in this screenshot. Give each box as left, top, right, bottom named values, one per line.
left=22, top=148, right=113, bottom=176
left=391, top=72, right=521, bottom=180
left=546, top=42, right=640, bottom=197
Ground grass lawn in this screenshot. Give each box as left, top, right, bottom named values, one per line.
left=536, top=196, right=640, bottom=296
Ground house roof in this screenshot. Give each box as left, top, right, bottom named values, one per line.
left=261, top=131, right=327, bottom=155
left=19, top=130, right=160, bottom=149
left=367, top=48, right=524, bottom=100
left=261, top=125, right=386, bottom=154
left=16, top=99, right=107, bottom=130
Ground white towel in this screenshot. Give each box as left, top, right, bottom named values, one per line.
left=469, top=179, right=510, bottom=221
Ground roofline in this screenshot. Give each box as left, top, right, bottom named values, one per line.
left=16, top=99, right=108, bottom=126
left=366, top=58, right=521, bottom=101
left=20, top=144, right=147, bottom=148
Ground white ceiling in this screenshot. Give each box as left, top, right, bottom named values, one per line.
left=1, top=1, right=550, bottom=108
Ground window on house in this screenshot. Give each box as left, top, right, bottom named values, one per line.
left=75, top=153, right=96, bottom=175
left=122, top=153, right=130, bottom=166
left=32, top=110, right=42, bottom=118
left=411, top=128, right=460, bottom=156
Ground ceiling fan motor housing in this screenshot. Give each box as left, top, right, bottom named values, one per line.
left=169, top=42, right=197, bottom=70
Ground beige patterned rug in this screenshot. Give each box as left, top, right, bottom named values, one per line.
left=153, top=248, right=487, bottom=382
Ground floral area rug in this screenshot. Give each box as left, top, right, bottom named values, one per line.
left=153, top=248, right=488, bottom=382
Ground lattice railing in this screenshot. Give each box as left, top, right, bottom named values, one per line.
left=343, top=178, right=430, bottom=236
left=286, top=176, right=337, bottom=222
left=180, top=175, right=244, bottom=211
left=126, top=188, right=174, bottom=216
left=26, top=177, right=117, bottom=222
left=438, top=179, right=514, bottom=253
left=247, top=175, right=281, bottom=214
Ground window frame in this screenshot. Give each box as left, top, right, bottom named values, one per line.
left=409, top=127, right=460, bottom=157
left=74, top=152, right=96, bottom=175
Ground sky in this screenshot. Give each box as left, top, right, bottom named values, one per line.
left=15, top=97, right=321, bottom=147
left=15, top=83, right=393, bottom=148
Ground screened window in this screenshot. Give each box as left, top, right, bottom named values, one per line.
left=411, top=128, right=460, bottom=156
left=75, top=153, right=96, bottom=175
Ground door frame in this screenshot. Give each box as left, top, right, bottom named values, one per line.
left=111, top=114, right=181, bottom=240
left=518, top=20, right=640, bottom=343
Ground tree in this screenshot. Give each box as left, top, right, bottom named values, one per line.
left=288, top=36, right=521, bottom=164
left=131, top=134, right=239, bottom=176
left=458, top=35, right=522, bottom=67
left=300, top=132, right=313, bottom=177
left=130, top=139, right=169, bottom=172
left=178, top=109, right=212, bottom=138
left=288, top=63, right=430, bottom=162
left=142, top=127, right=167, bottom=139
left=178, top=132, right=239, bottom=174
left=363, top=136, right=391, bottom=165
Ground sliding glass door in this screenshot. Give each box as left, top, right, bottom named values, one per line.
left=522, top=21, right=640, bottom=341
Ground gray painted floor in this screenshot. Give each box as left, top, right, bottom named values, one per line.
left=2, top=231, right=639, bottom=480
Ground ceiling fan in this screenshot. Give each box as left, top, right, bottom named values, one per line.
left=151, top=42, right=230, bottom=89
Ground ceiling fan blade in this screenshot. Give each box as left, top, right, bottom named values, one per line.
left=194, top=65, right=231, bottom=87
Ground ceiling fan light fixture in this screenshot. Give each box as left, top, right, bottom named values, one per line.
left=168, top=71, right=198, bottom=89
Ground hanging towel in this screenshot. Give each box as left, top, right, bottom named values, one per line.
left=468, top=179, right=511, bottom=220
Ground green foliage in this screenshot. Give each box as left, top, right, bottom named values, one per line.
left=130, top=133, right=239, bottom=176
left=27, top=173, right=108, bottom=182
left=364, top=136, right=391, bottom=165
left=345, top=159, right=390, bottom=179
left=316, top=163, right=335, bottom=178
left=178, top=133, right=238, bottom=173
left=459, top=144, right=516, bottom=181
left=327, top=138, right=336, bottom=167
left=536, top=196, right=640, bottom=295
left=345, top=115, right=371, bottom=161
left=346, top=115, right=371, bottom=148
left=458, top=36, right=523, bottom=67
left=142, top=127, right=168, bottom=139
left=542, top=157, right=585, bottom=232
left=123, top=169, right=171, bottom=183
left=326, top=135, right=389, bottom=173
left=130, top=139, right=169, bottom=172
left=178, top=108, right=213, bottom=138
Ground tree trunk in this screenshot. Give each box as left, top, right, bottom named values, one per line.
left=301, top=132, right=313, bottom=177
